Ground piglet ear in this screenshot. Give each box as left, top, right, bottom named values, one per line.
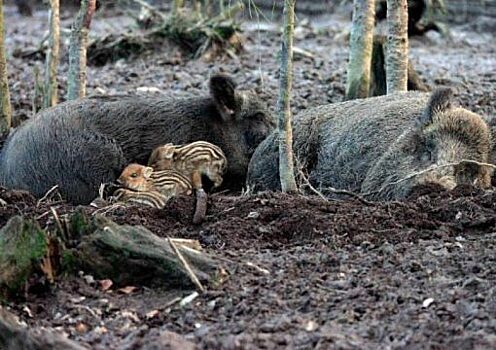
left=419, top=87, right=454, bottom=126
left=144, top=166, right=154, bottom=178
left=209, top=73, right=238, bottom=121
left=162, top=145, right=175, bottom=159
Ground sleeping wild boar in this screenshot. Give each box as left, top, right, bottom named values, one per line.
left=247, top=88, right=493, bottom=200
left=0, top=73, right=274, bottom=204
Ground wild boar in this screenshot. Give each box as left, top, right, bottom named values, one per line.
left=148, top=141, right=227, bottom=190
left=247, top=88, right=493, bottom=200
left=0, top=73, right=274, bottom=204
left=117, top=163, right=193, bottom=198
left=112, top=188, right=169, bottom=209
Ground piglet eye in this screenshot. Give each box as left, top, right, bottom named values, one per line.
left=131, top=173, right=138, bottom=178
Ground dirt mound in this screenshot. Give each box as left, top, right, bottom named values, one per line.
left=1, top=185, right=496, bottom=348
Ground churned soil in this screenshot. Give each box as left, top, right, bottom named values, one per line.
left=1, top=186, right=496, bottom=349
left=2, top=2, right=496, bottom=350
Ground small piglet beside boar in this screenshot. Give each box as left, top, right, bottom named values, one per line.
left=0, top=73, right=274, bottom=204
left=247, top=88, right=493, bottom=200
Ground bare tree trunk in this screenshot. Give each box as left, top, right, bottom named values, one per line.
left=277, top=0, right=297, bottom=193
left=345, top=0, right=376, bottom=100
left=66, top=0, right=96, bottom=101
left=386, top=0, right=409, bottom=94
left=173, top=0, right=184, bottom=15
left=0, top=0, right=11, bottom=137
left=43, top=0, right=60, bottom=108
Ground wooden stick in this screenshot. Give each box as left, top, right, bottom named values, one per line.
left=36, top=185, right=59, bottom=208
left=167, top=237, right=205, bottom=293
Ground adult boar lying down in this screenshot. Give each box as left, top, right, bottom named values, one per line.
left=0, top=73, right=274, bottom=204
left=247, top=88, right=493, bottom=200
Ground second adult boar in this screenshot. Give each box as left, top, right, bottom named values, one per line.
left=247, top=88, right=493, bottom=200
left=0, top=73, right=274, bottom=204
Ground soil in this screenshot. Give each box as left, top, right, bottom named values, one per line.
left=2, top=3, right=496, bottom=350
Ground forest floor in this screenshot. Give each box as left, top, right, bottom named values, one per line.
left=2, top=3, right=496, bottom=350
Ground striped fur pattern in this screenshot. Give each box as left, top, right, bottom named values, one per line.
left=148, top=141, right=227, bottom=189
left=113, top=188, right=168, bottom=209
left=117, top=163, right=193, bottom=199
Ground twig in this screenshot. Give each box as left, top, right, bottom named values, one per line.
left=297, top=167, right=328, bottom=202
left=160, top=296, right=182, bottom=310
left=245, top=261, right=270, bottom=275
left=293, top=46, right=316, bottom=60
left=169, top=238, right=202, bottom=251
left=322, top=185, right=374, bottom=206
left=296, top=160, right=373, bottom=205
left=167, top=237, right=205, bottom=293
left=36, top=185, right=59, bottom=208
left=50, top=206, right=67, bottom=242
left=92, top=203, right=126, bottom=216
left=188, top=2, right=244, bottom=33
left=36, top=209, right=55, bottom=220
left=131, top=0, right=167, bottom=21
left=363, top=159, right=496, bottom=198
left=98, top=183, right=106, bottom=199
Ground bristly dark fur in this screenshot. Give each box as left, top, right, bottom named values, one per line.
left=248, top=90, right=492, bottom=200
left=0, top=73, right=274, bottom=204
left=420, top=87, right=454, bottom=125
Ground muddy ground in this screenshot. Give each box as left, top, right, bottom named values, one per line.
left=2, top=3, right=496, bottom=350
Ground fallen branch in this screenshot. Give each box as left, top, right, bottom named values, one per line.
left=0, top=212, right=225, bottom=298
left=67, top=212, right=223, bottom=288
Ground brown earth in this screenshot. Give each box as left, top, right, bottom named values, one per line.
left=1, top=3, right=496, bottom=350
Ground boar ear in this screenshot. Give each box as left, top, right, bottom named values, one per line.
left=209, top=73, right=238, bottom=120
left=419, top=87, right=454, bottom=126
left=144, top=166, right=154, bottom=178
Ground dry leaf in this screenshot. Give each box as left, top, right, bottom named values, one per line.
left=304, top=320, right=318, bottom=332
left=146, top=309, right=160, bottom=319
left=22, top=306, right=33, bottom=318
left=99, top=279, right=113, bottom=291
left=75, top=321, right=89, bottom=334
left=94, top=326, right=108, bottom=335
left=70, top=296, right=86, bottom=304
left=180, top=292, right=199, bottom=307
left=121, top=310, right=140, bottom=323
left=118, top=286, right=138, bottom=294
left=422, top=298, right=435, bottom=308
